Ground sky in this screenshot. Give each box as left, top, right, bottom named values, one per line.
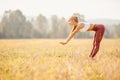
left=0, top=0, right=120, bottom=20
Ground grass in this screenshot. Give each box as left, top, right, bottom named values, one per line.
left=0, top=39, right=120, bottom=80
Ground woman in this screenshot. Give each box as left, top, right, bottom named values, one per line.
left=60, top=16, right=105, bottom=58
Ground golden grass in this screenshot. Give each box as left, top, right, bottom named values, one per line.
left=0, top=39, right=120, bottom=80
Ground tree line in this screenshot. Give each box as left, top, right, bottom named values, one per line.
left=0, top=10, right=120, bottom=39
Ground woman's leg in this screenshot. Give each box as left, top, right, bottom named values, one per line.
left=91, top=33, right=100, bottom=58
left=91, top=25, right=105, bottom=58
left=89, top=32, right=97, bottom=57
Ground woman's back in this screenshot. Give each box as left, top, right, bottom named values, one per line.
left=79, top=22, right=91, bottom=32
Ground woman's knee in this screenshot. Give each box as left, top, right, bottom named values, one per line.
left=95, top=43, right=100, bottom=49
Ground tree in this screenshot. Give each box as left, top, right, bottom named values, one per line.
left=50, top=15, right=59, bottom=38
left=0, top=22, right=3, bottom=38
left=57, top=17, right=69, bottom=38
left=23, top=21, right=34, bottom=38
left=0, top=11, right=10, bottom=38
left=36, top=14, right=48, bottom=38
left=9, top=9, right=26, bottom=38
left=0, top=9, right=34, bottom=38
left=115, top=24, right=120, bottom=38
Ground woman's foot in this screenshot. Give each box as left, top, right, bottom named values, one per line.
left=87, top=55, right=95, bottom=60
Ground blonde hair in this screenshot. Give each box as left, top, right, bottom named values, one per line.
left=68, top=16, right=78, bottom=23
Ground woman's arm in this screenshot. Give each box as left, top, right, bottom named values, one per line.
left=71, top=26, right=77, bottom=32
left=60, top=24, right=83, bottom=45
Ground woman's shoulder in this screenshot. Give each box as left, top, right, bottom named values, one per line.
left=77, top=22, right=84, bottom=28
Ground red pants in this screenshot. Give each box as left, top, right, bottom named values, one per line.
left=89, top=24, right=105, bottom=58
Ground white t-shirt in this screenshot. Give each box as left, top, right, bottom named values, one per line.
left=79, top=22, right=91, bottom=32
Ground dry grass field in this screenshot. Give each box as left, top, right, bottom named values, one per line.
left=0, top=39, right=120, bottom=80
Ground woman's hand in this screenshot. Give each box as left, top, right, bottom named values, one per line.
left=59, top=41, right=67, bottom=45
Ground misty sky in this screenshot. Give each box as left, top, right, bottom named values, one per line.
left=0, top=0, right=120, bottom=20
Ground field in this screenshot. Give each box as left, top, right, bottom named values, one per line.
left=0, top=39, right=120, bottom=80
